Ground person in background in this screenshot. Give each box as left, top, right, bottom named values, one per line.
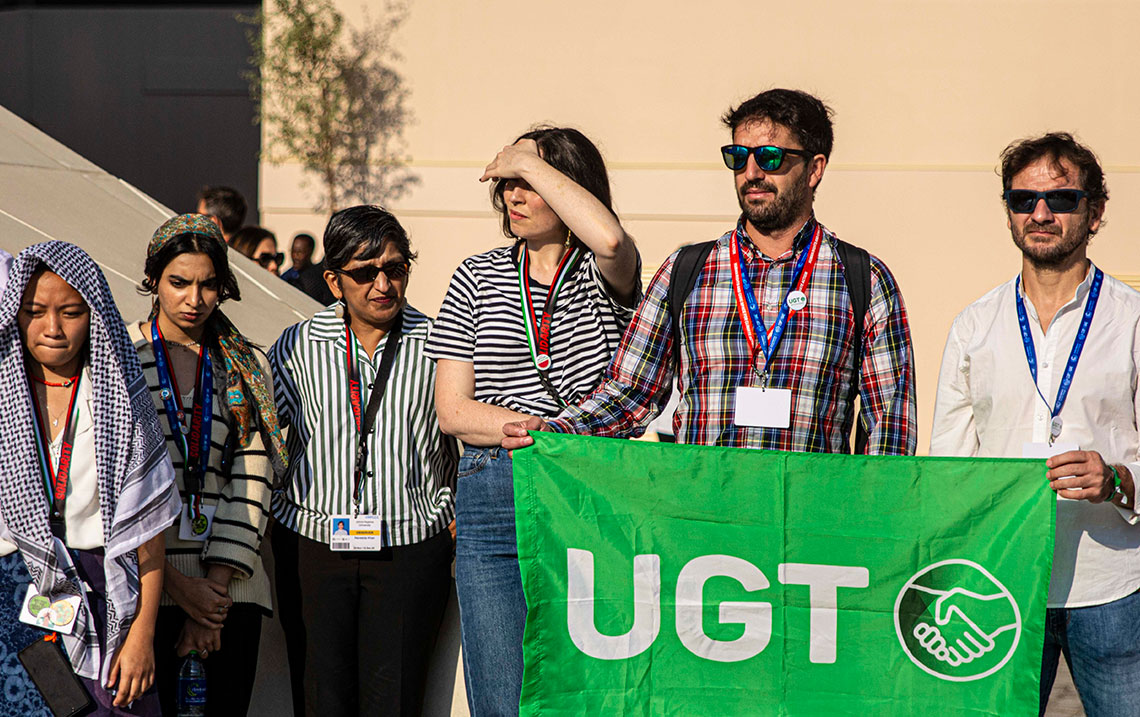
left=231, top=227, right=283, bottom=275
left=425, top=126, right=640, bottom=715
left=0, top=241, right=180, bottom=714
left=282, top=233, right=335, bottom=305
left=270, top=206, right=456, bottom=716
left=132, top=214, right=286, bottom=715
left=196, top=186, right=246, bottom=245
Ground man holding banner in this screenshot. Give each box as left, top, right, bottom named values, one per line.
left=931, top=133, right=1140, bottom=716
left=504, top=89, right=916, bottom=454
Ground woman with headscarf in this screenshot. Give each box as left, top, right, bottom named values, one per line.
left=0, top=241, right=180, bottom=715
left=130, top=214, right=286, bottom=714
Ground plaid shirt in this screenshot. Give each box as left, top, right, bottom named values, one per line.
left=548, top=217, right=917, bottom=454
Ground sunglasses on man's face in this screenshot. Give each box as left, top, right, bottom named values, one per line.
left=334, top=261, right=411, bottom=284
left=1003, top=189, right=1087, bottom=214
left=256, top=252, right=284, bottom=268
left=720, top=144, right=813, bottom=172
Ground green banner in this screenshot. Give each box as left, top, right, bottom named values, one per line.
left=513, top=434, right=1055, bottom=716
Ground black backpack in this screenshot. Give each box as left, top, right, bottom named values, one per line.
left=666, top=238, right=871, bottom=453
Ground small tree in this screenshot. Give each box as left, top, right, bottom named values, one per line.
left=245, top=0, right=417, bottom=212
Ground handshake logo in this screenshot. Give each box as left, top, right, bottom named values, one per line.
left=894, top=559, right=1022, bottom=682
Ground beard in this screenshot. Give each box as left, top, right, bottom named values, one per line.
left=1011, top=215, right=1091, bottom=269
left=737, top=171, right=812, bottom=234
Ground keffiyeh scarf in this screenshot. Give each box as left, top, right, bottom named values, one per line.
left=0, top=241, right=180, bottom=681
left=149, top=214, right=289, bottom=480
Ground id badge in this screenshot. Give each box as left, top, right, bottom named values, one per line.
left=733, top=386, right=792, bottom=428
left=19, top=585, right=81, bottom=635
left=1023, top=441, right=1079, bottom=501
left=329, top=514, right=383, bottom=551
left=178, top=504, right=217, bottom=542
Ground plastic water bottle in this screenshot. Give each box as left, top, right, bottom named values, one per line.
left=177, top=650, right=207, bottom=716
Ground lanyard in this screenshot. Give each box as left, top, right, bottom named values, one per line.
left=517, top=243, right=582, bottom=408
left=1014, top=267, right=1103, bottom=445
left=28, top=374, right=83, bottom=539
left=151, top=322, right=213, bottom=526
left=729, top=223, right=823, bottom=385
left=346, top=312, right=403, bottom=516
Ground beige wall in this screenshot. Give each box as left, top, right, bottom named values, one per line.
left=261, top=0, right=1140, bottom=452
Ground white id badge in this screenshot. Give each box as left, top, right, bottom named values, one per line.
left=329, top=514, right=383, bottom=551
left=733, top=386, right=792, bottom=428
left=178, top=504, right=217, bottom=542
left=19, top=585, right=81, bottom=634
left=1023, top=441, right=1079, bottom=501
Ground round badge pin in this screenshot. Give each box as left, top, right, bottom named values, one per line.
left=1050, top=415, right=1063, bottom=438
left=181, top=425, right=191, bottom=435
left=536, top=354, right=552, bottom=371
left=50, top=601, right=74, bottom=627
left=787, top=290, right=808, bottom=311
left=160, top=388, right=172, bottom=400
left=192, top=514, right=209, bottom=536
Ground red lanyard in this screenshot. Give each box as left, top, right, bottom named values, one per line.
left=28, top=373, right=83, bottom=538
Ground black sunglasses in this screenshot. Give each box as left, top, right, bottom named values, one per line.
left=1003, top=189, right=1087, bottom=214
left=334, top=261, right=411, bottom=284
left=721, top=144, right=814, bottom=172
left=256, top=252, right=284, bottom=268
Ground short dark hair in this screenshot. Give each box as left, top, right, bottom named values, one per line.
left=230, top=226, right=277, bottom=259
left=197, top=186, right=247, bottom=234
left=292, top=233, right=316, bottom=251
left=999, top=132, right=1108, bottom=210
left=323, top=205, right=417, bottom=272
left=721, top=89, right=835, bottom=159
left=490, top=126, right=614, bottom=239
left=140, top=232, right=241, bottom=304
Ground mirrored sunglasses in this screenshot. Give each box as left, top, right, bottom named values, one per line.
left=720, top=144, right=813, bottom=172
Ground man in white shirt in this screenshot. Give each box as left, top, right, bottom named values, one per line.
left=931, top=132, right=1140, bottom=717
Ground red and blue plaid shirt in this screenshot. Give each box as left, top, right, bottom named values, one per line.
left=548, top=217, right=917, bottom=454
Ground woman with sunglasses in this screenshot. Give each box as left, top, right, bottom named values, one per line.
left=425, top=126, right=640, bottom=715
left=0, top=241, right=180, bottom=715
left=129, top=214, right=287, bottom=714
left=269, top=205, right=456, bottom=715
left=231, top=226, right=283, bottom=274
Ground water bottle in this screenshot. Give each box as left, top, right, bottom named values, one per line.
left=177, top=650, right=207, bottom=716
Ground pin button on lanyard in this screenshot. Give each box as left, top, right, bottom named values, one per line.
left=1014, top=268, right=1103, bottom=446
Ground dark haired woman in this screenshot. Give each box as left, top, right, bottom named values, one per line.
left=425, top=127, right=640, bottom=714
left=0, top=241, right=180, bottom=715
left=269, top=205, right=456, bottom=715
left=230, top=226, right=283, bottom=275
left=130, top=214, right=286, bottom=714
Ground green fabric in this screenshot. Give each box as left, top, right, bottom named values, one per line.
left=513, top=433, right=1055, bottom=716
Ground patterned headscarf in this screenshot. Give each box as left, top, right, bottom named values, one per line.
left=148, top=214, right=289, bottom=480
left=0, top=241, right=181, bottom=681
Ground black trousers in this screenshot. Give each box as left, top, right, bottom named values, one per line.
left=273, top=526, right=452, bottom=717
left=154, top=602, right=263, bottom=716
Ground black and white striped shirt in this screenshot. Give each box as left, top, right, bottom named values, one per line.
left=425, top=244, right=639, bottom=419
left=269, top=305, right=457, bottom=546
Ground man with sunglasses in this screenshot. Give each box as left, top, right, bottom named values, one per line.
left=268, top=205, right=457, bottom=715
left=505, top=88, right=916, bottom=456
left=931, top=133, right=1140, bottom=716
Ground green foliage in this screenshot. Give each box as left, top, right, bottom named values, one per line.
left=243, top=0, right=417, bottom=212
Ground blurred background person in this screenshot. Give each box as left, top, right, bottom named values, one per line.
left=231, top=226, right=283, bottom=275
left=195, top=186, right=247, bottom=245
left=282, top=232, right=334, bottom=305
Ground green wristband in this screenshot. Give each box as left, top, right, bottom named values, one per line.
left=1111, top=465, right=1121, bottom=490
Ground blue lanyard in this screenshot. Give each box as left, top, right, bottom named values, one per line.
left=151, top=322, right=213, bottom=521
left=1014, top=267, right=1103, bottom=438
left=733, top=225, right=819, bottom=364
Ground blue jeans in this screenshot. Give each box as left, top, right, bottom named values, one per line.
left=1040, top=589, right=1140, bottom=717
left=455, top=446, right=526, bottom=717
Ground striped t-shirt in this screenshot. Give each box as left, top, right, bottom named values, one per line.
left=425, top=244, right=640, bottom=419
left=269, top=304, right=457, bottom=546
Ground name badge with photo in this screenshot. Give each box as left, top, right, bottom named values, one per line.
left=329, top=514, right=383, bottom=551
left=733, top=386, right=792, bottom=428
left=19, top=585, right=81, bottom=635
left=178, top=504, right=217, bottom=542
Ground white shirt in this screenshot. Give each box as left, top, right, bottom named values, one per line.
left=931, top=264, right=1140, bottom=608
left=0, top=368, right=105, bottom=555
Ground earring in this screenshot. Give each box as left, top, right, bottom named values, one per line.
left=334, top=301, right=345, bottom=320
left=564, top=229, right=572, bottom=247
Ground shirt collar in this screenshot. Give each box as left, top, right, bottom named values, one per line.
left=733, top=214, right=818, bottom=260
left=308, top=302, right=428, bottom=346
left=1016, top=260, right=1097, bottom=314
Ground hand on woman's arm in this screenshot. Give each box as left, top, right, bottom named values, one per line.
left=164, top=561, right=230, bottom=628
left=481, top=139, right=639, bottom=303
left=108, top=532, right=164, bottom=706
left=435, top=359, right=533, bottom=447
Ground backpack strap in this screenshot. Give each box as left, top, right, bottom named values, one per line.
left=833, top=239, right=872, bottom=454
left=667, top=241, right=717, bottom=368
